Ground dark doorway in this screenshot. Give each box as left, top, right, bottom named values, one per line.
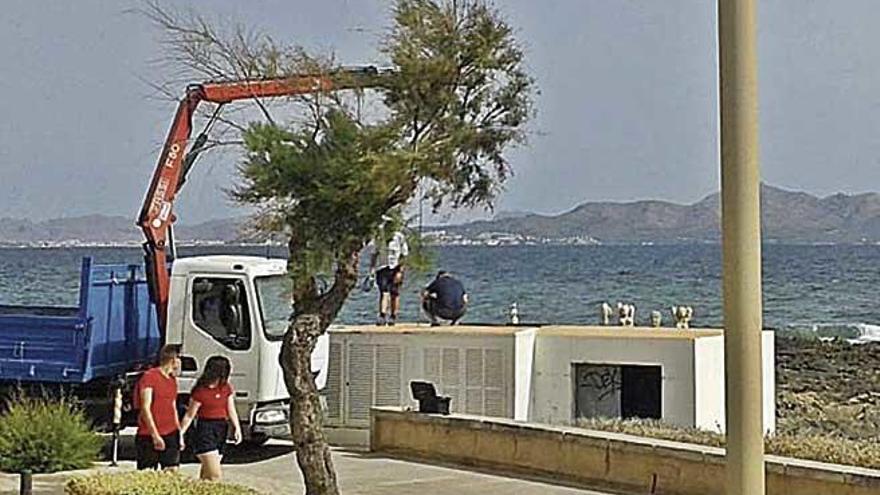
left=620, top=365, right=661, bottom=419
left=573, top=363, right=662, bottom=421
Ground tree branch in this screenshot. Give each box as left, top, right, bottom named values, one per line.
left=316, top=247, right=361, bottom=325
left=250, top=95, right=277, bottom=126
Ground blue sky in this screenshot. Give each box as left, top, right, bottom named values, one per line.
left=1, top=1, right=879, bottom=223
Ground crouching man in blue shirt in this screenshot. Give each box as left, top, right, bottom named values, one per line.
left=421, top=271, right=468, bottom=326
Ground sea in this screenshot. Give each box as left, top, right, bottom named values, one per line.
left=1, top=244, right=878, bottom=341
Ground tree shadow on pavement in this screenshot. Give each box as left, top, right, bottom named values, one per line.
left=103, top=434, right=294, bottom=466
left=222, top=443, right=295, bottom=464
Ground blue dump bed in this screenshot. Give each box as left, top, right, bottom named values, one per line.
left=0, top=258, right=161, bottom=384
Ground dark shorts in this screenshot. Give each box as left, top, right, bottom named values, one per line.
left=136, top=432, right=180, bottom=470
left=376, top=266, right=403, bottom=295
left=192, top=419, right=229, bottom=456
left=422, top=299, right=466, bottom=323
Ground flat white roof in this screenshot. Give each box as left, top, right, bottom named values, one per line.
left=172, top=255, right=287, bottom=278
left=329, top=323, right=523, bottom=336
left=329, top=323, right=725, bottom=339
left=537, top=325, right=723, bottom=340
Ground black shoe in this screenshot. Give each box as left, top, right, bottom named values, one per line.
left=376, top=314, right=386, bottom=326
left=387, top=316, right=396, bottom=326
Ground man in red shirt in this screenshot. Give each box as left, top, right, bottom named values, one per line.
left=135, top=344, right=182, bottom=470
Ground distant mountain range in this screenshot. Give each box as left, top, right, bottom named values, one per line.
left=0, top=215, right=250, bottom=245
left=437, top=185, right=880, bottom=244
left=2, top=185, right=880, bottom=245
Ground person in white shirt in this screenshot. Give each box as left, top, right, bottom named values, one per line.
left=369, top=230, right=409, bottom=325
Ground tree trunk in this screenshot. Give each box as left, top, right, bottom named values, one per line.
left=280, top=314, right=338, bottom=495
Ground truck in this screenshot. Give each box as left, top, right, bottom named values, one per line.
left=0, top=254, right=322, bottom=443
left=0, top=66, right=390, bottom=442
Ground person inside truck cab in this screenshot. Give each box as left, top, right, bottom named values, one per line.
left=219, top=284, right=244, bottom=340
left=193, top=279, right=250, bottom=350
left=134, top=344, right=182, bottom=471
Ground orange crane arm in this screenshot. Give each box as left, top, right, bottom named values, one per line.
left=137, top=67, right=391, bottom=335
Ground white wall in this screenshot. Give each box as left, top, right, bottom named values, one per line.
left=763, top=331, right=776, bottom=434
left=514, top=328, right=537, bottom=421
left=325, top=325, right=776, bottom=437
left=693, top=335, right=726, bottom=432
left=527, top=332, right=698, bottom=428
left=691, top=331, right=777, bottom=434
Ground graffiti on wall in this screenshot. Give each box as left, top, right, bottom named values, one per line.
left=576, top=365, right=622, bottom=401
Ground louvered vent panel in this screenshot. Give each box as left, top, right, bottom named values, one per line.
left=442, top=348, right=460, bottom=385
left=441, top=348, right=460, bottom=411
left=464, top=348, right=484, bottom=414
left=324, top=343, right=343, bottom=420
left=465, top=349, right=483, bottom=387
left=423, top=348, right=441, bottom=383
left=484, top=349, right=503, bottom=387
left=346, top=344, right=375, bottom=421
left=375, top=345, right=402, bottom=406
left=484, top=348, right=506, bottom=417
left=465, top=388, right=483, bottom=414
left=484, top=388, right=505, bottom=417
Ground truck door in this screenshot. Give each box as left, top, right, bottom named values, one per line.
left=179, top=275, right=259, bottom=413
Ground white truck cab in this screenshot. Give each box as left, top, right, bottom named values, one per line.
left=164, top=255, right=329, bottom=442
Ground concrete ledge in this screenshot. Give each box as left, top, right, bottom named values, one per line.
left=370, top=407, right=880, bottom=495
left=325, top=426, right=370, bottom=448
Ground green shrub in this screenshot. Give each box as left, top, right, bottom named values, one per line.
left=577, top=417, right=880, bottom=470
left=66, top=471, right=262, bottom=495
left=0, top=396, right=103, bottom=473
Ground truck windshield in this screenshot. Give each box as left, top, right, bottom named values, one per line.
left=254, top=276, right=292, bottom=340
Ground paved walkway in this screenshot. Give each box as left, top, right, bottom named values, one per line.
left=0, top=439, right=612, bottom=495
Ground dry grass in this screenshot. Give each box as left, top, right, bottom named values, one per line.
left=577, top=417, right=880, bottom=470
left=777, top=390, right=880, bottom=440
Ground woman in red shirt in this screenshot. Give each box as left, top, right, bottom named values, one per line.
left=180, top=355, right=243, bottom=481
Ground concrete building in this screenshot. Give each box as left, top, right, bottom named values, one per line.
left=515, top=326, right=775, bottom=433
left=323, top=325, right=517, bottom=444
left=322, top=324, right=775, bottom=445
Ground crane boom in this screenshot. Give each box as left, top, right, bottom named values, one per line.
left=138, top=66, right=391, bottom=335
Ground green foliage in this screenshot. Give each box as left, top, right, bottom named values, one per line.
left=66, top=471, right=261, bottom=495
left=401, top=227, right=435, bottom=276
left=383, top=0, right=535, bottom=210
left=577, top=417, right=880, bottom=469
left=235, top=111, right=411, bottom=275
left=232, top=0, right=535, bottom=321
left=0, top=396, right=103, bottom=473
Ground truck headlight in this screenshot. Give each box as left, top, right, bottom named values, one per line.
left=254, top=409, right=287, bottom=424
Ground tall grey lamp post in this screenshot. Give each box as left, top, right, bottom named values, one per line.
left=718, top=0, right=765, bottom=494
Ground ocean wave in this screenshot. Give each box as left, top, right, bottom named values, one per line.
left=850, top=323, right=880, bottom=344
left=782, top=322, right=880, bottom=343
